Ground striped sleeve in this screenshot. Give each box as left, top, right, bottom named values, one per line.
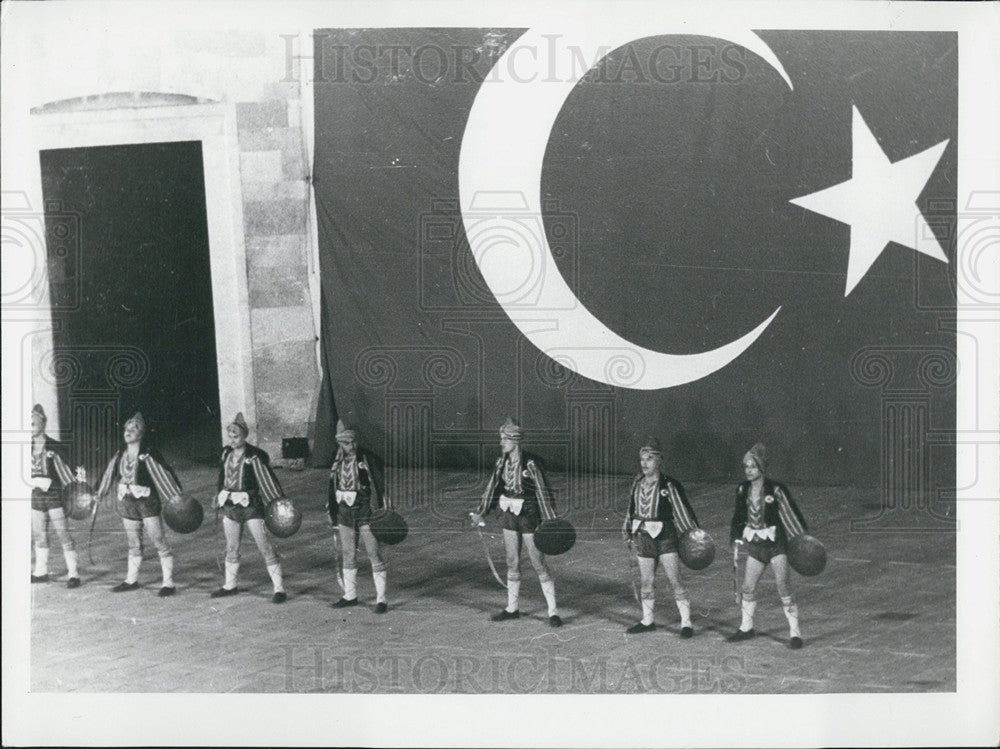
left=476, top=458, right=502, bottom=516
left=144, top=454, right=182, bottom=500
left=666, top=481, right=697, bottom=533
left=774, top=484, right=807, bottom=537
left=50, top=452, right=75, bottom=485
left=95, top=456, right=118, bottom=498
left=249, top=455, right=283, bottom=502
left=527, top=459, right=557, bottom=521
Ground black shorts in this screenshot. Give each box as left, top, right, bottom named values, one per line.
left=31, top=488, right=63, bottom=513
left=747, top=536, right=788, bottom=565
left=501, top=507, right=541, bottom=535
left=336, top=501, right=372, bottom=529
left=221, top=496, right=266, bottom=523
left=635, top=528, right=679, bottom=558
left=118, top=493, right=162, bottom=521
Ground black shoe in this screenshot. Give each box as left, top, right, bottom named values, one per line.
left=158, top=586, right=176, bottom=597
left=66, top=577, right=81, bottom=589
left=727, top=628, right=755, bottom=642
left=111, top=581, right=139, bottom=592
left=332, top=597, right=359, bottom=608
left=31, top=574, right=49, bottom=584
left=375, top=602, right=388, bottom=614
left=680, top=626, right=694, bottom=639
left=210, top=587, right=239, bottom=598
left=626, top=621, right=656, bottom=634
left=549, top=615, right=563, bottom=628
left=789, top=636, right=803, bottom=650
left=272, top=591, right=287, bottom=604
left=490, top=609, right=520, bottom=622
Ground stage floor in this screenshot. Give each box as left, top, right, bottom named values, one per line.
left=30, top=466, right=956, bottom=693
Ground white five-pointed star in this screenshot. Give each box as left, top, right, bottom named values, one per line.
left=790, top=106, right=950, bottom=296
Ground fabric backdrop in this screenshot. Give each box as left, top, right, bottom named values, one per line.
left=312, top=28, right=956, bottom=488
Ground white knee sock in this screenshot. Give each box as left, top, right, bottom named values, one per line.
left=781, top=595, right=801, bottom=638
left=343, top=567, right=357, bottom=599
left=506, top=577, right=520, bottom=612
left=740, top=596, right=756, bottom=631
left=676, top=598, right=692, bottom=628
left=540, top=578, right=557, bottom=617
left=267, top=563, right=284, bottom=593
left=224, top=561, right=239, bottom=590
left=126, top=554, right=141, bottom=584
left=159, top=554, right=174, bottom=588
left=641, top=597, right=655, bottom=625
left=64, top=548, right=79, bottom=579
left=373, top=569, right=387, bottom=603
left=34, top=547, right=49, bottom=576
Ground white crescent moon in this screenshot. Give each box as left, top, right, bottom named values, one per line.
left=459, top=23, right=791, bottom=389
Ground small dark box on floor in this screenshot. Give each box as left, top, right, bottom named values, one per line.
left=280, top=438, right=309, bottom=470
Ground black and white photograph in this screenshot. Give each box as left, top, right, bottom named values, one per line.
left=2, top=1, right=998, bottom=746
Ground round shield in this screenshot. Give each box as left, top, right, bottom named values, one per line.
left=788, top=534, right=827, bottom=576
left=265, top=498, right=302, bottom=538
left=61, top=480, right=96, bottom=521
left=533, top=518, right=576, bottom=555
left=162, top=494, right=204, bottom=534
left=370, top=510, right=408, bottom=545
left=678, top=527, right=716, bottom=570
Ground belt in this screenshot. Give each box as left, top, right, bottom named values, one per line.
left=499, top=495, right=524, bottom=515
left=31, top=476, right=53, bottom=492
left=337, top=489, right=358, bottom=507
left=743, top=525, right=777, bottom=542
left=632, top=519, right=664, bottom=539
left=218, top=490, right=250, bottom=508
left=118, top=483, right=151, bottom=500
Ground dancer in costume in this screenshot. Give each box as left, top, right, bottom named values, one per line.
left=211, top=413, right=287, bottom=603
left=29, top=404, right=83, bottom=588
left=470, top=417, right=562, bottom=627
left=622, top=438, right=700, bottom=637
left=728, top=442, right=808, bottom=649
left=327, top=420, right=390, bottom=613
left=94, top=412, right=181, bottom=596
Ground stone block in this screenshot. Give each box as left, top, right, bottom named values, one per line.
left=245, top=235, right=309, bottom=267
left=252, top=339, right=318, bottom=392
left=239, top=151, right=283, bottom=183
left=261, top=81, right=302, bottom=100
left=243, top=199, right=306, bottom=236
left=255, top=388, right=319, bottom=445
left=248, top=265, right=309, bottom=308
left=250, top=306, right=315, bottom=347
left=241, top=180, right=309, bottom=202
left=281, top=140, right=308, bottom=181
left=236, top=100, right=288, bottom=130
left=238, top=126, right=303, bottom=153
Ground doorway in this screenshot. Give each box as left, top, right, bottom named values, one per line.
left=40, top=141, right=221, bottom=468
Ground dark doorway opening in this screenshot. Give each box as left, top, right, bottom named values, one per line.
left=40, top=141, right=221, bottom=470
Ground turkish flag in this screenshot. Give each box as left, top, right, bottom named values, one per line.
left=312, top=28, right=955, bottom=489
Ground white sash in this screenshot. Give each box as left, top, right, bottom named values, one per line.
left=118, top=483, right=151, bottom=500
left=31, top=477, right=52, bottom=492
left=632, top=519, right=663, bottom=539
left=218, top=490, right=250, bottom=508
left=499, top=495, right=524, bottom=515
left=743, top=525, right=776, bottom=542
left=337, top=489, right=358, bottom=507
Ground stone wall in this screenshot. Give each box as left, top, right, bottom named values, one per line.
left=21, top=23, right=321, bottom=460
left=237, top=93, right=319, bottom=459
